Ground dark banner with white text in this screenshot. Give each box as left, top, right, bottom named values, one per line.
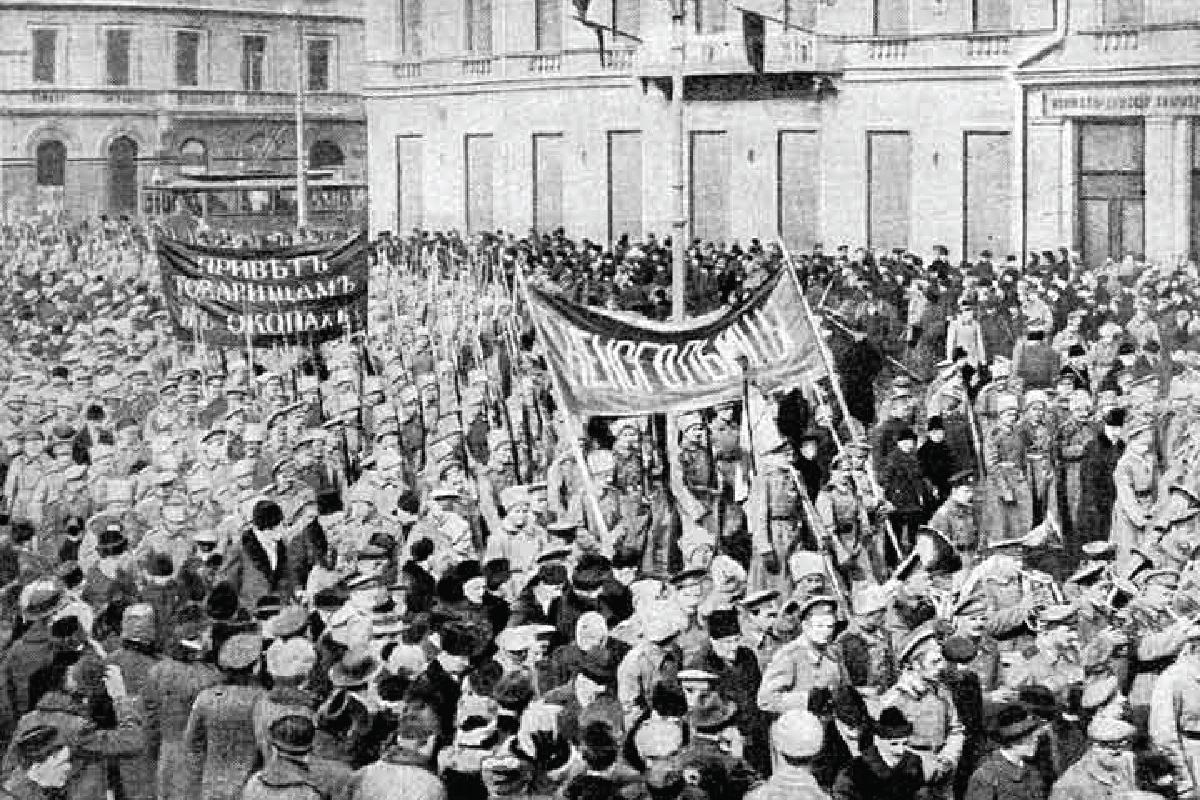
left=158, top=233, right=369, bottom=347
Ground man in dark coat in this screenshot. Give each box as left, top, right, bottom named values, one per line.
left=1077, top=409, right=1126, bottom=549
left=832, top=329, right=885, bottom=427
left=831, top=706, right=926, bottom=800
left=218, top=501, right=294, bottom=611
left=964, top=705, right=1047, bottom=800
left=880, top=427, right=933, bottom=548
left=0, top=582, right=62, bottom=744
left=404, top=620, right=486, bottom=739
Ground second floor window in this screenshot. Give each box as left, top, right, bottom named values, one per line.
left=307, top=38, right=331, bottom=91
left=32, top=29, right=56, bottom=84
left=175, top=31, right=200, bottom=87
left=465, top=0, right=492, bottom=55
left=536, top=0, right=562, bottom=50
left=1103, top=0, right=1144, bottom=25
left=106, top=29, right=131, bottom=86
left=242, top=35, right=267, bottom=90
left=874, top=0, right=909, bottom=35
left=398, top=0, right=422, bottom=58
left=613, top=0, right=640, bottom=42
left=974, top=0, right=1012, bottom=31
left=691, top=0, right=727, bottom=33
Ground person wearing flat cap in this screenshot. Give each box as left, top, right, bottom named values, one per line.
left=757, top=594, right=847, bottom=717
left=1109, top=422, right=1159, bottom=563
left=879, top=623, right=965, bottom=800
left=1049, top=716, right=1138, bottom=800
left=963, top=704, right=1047, bottom=800
left=982, top=394, right=1035, bottom=550
left=1003, top=604, right=1083, bottom=696
left=183, top=632, right=265, bottom=800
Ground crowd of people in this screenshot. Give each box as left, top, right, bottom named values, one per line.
left=0, top=214, right=1196, bottom=800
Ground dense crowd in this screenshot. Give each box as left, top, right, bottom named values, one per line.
left=0, top=215, right=1197, bottom=800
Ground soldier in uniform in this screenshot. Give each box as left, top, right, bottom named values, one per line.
left=1021, top=390, right=1060, bottom=527
left=816, top=456, right=884, bottom=586
left=757, top=595, right=847, bottom=716
left=1049, top=716, right=1139, bottom=800
left=3, top=428, right=51, bottom=524
left=744, top=710, right=828, bottom=800
left=878, top=624, right=965, bottom=800
left=982, top=395, right=1034, bottom=548
left=748, top=434, right=809, bottom=596
left=926, top=470, right=980, bottom=572
left=183, top=633, right=267, bottom=800
left=1004, top=604, right=1084, bottom=697
left=963, top=705, right=1047, bottom=800
left=1149, top=626, right=1200, bottom=799
left=833, top=584, right=896, bottom=693
left=1109, top=423, right=1159, bottom=561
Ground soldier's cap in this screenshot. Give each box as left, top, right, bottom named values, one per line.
left=689, top=693, right=738, bottom=733
left=200, top=428, right=227, bottom=443
left=218, top=633, right=263, bottom=672
left=670, top=566, right=708, bottom=587
left=997, top=394, right=1021, bottom=414
left=265, top=637, right=317, bottom=679
left=1082, top=541, right=1116, bottom=560
left=20, top=581, right=63, bottom=619
left=1087, top=715, right=1136, bottom=745
left=499, top=485, right=531, bottom=510
left=535, top=545, right=572, bottom=565
left=897, top=622, right=941, bottom=665
left=1138, top=568, right=1180, bottom=590
left=1066, top=561, right=1107, bottom=586
left=770, top=710, right=824, bottom=759
left=63, top=464, right=87, bottom=482
left=740, top=589, right=780, bottom=610
left=546, top=519, right=578, bottom=538
left=789, top=551, right=827, bottom=581
left=268, top=714, right=316, bottom=755
left=1080, top=674, right=1120, bottom=710
left=852, top=584, right=890, bottom=616
left=942, top=635, right=979, bottom=664
left=1036, top=604, right=1076, bottom=627
left=793, top=593, right=839, bottom=622
left=14, top=724, right=60, bottom=764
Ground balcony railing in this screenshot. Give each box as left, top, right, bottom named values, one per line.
left=964, top=33, right=1012, bottom=57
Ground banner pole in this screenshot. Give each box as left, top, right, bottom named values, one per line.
left=514, top=261, right=611, bottom=546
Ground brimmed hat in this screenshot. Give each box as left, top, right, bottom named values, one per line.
left=991, top=704, right=1043, bottom=743
left=218, top=633, right=263, bottom=671
left=875, top=706, right=914, bottom=739
left=329, top=648, right=382, bottom=689
left=688, top=693, right=738, bottom=733
left=268, top=714, right=316, bottom=755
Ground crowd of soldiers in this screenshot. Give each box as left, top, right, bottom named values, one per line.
left=0, top=214, right=1197, bottom=800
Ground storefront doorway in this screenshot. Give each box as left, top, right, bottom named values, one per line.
left=1078, top=121, right=1144, bottom=266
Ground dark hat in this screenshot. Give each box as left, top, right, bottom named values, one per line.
left=1117, top=341, right=1137, bottom=356
left=441, top=620, right=487, bottom=659
left=252, top=500, right=284, bottom=531
left=706, top=609, right=741, bottom=640
left=147, top=552, right=174, bottom=579
left=875, top=706, right=914, bottom=739
left=992, top=703, right=1043, bottom=743
left=329, top=649, right=382, bottom=689
left=255, top=595, right=283, bottom=621
left=268, top=714, right=315, bottom=755
left=14, top=724, right=60, bottom=764
left=205, top=583, right=241, bottom=622
left=831, top=685, right=870, bottom=728
left=546, top=520, right=578, bottom=541
left=316, top=689, right=355, bottom=733
left=688, top=693, right=738, bottom=733
left=1103, top=407, right=1127, bottom=427
left=535, top=563, right=568, bottom=587
left=1144, top=339, right=1161, bottom=353
left=56, top=561, right=84, bottom=590
left=1067, top=343, right=1087, bottom=357
left=942, top=635, right=979, bottom=664
left=1018, top=685, right=1059, bottom=720
left=926, top=415, right=944, bottom=432
left=483, top=558, right=512, bottom=590
left=97, top=526, right=128, bottom=558
left=573, top=555, right=612, bottom=591
left=579, top=649, right=617, bottom=685
left=896, top=426, right=916, bottom=443
left=493, top=672, right=536, bottom=712
left=316, top=490, right=343, bottom=516
left=410, top=537, right=435, bottom=562
left=948, top=469, right=976, bottom=488
left=50, top=615, right=82, bottom=641
left=456, top=559, right=483, bottom=583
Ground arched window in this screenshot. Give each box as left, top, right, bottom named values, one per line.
left=310, top=140, right=344, bottom=169
left=180, top=139, right=208, bottom=174
left=36, top=140, right=66, bottom=186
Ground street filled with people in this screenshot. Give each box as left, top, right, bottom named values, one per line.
left=0, top=215, right=1199, bottom=800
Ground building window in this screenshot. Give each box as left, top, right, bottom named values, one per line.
left=106, top=29, right=132, bottom=86
left=36, top=140, right=66, bottom=187
left=242, top=35, right=267, bottom=90
left=1103, top=0, right=1144, bottom=25
left=310, top=140, right=344, bottom=169
left=32, top=29, right=57, bottom=84
left=690, top=131, right=731, bottom=243
left=973, top=0, right=1012, bottom=31
left=613, top=0, right=640, bottom=42
left=465, top=0, right=493, bottom=55
left=608, top=131, right=642, bottom=243
left=536, top=0, right=562, bottom=51
left=175, top=30, right=201, bottom=87
left=180, top=139, right=208, bottom=175
left=867, top=131, right=912, bottom=251
left=778, top=131, right=819, bottom=253
left=782, top=0, right=816, bottom=29
left=398, top=0, right=422, bottom=57
left=691, top=0, right=727, bottom=33
left=1079, top=121, right=1145, bottom=266
left=874, top=0, right=909, bottom=35
left=307, top=38, right=332, bottom=91
left=533, top=133, right=564, bottom=233
left=1192, top=124, right=1199, bottom=263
